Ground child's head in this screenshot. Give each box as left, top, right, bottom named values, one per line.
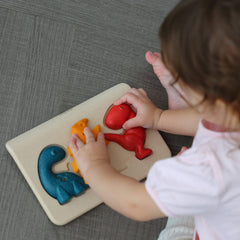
left=159, top=0, right=240, bottom=119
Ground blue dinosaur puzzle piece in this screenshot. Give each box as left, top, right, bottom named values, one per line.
left=38, top=145, right=89, bottom=205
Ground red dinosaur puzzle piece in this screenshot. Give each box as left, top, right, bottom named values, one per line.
left=104, top=104, right=152, bottom=160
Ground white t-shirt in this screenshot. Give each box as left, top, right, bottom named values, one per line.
left=145, top=120, right=240, bottom=240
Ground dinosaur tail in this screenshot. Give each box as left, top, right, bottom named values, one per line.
left=104, top=133, right=124, bottom=145
left=136, top=146, right=152, bottom=160
left=105, top=133, right=152, bottom=160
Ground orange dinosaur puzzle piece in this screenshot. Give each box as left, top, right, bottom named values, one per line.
left=67, top=118, right=108, bottom=184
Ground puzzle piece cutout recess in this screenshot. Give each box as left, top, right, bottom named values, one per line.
left=38, top=145, right=89, bottom=205
left=104, top=104, right=152, bottom=159
left=67, top=119, right=108, bottom=183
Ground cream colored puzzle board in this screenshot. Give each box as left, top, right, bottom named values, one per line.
left=6, top=83, right=171, bottom=225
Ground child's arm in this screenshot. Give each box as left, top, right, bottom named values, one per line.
left=114, top=88, right=201, bottom=136
left=69, top=129, right=166, bottom=221
left=157, top=108, right=201, bottom=136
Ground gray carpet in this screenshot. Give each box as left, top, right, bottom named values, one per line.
left=0, top=1, right=192, bottom=239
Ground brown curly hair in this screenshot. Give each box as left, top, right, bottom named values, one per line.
left=159, top=0, right=240, bottom=116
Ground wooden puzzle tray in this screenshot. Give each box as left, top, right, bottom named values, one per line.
left=5, top=83, right=171, bottom=225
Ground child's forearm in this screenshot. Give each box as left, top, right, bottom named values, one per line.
left=84, top=162, right=165, bottom=221
left=155, top=107, right=201, bottom=136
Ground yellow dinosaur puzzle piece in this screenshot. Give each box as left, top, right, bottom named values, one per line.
left=67, top=119, right=108, bottom=184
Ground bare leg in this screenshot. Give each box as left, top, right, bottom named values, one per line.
left=145, top=51, right=187, bottom=109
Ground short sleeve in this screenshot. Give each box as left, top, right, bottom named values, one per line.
left=145, top=149, right=221, bottom=217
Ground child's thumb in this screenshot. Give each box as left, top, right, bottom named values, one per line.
left=122, top=118, right=139, bottom=130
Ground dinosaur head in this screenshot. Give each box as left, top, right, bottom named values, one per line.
left=39, top=146, right=66, bottom=164
left=70, top=119, right=88, bottom=143
left=104, top=104, right=133, bottom=129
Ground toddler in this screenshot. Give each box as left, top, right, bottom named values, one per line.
left=69, top=0, right=240, bottom=239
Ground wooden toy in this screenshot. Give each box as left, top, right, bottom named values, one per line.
left=104, top=104, right=152, bottom=159
left=5, top=83, right=171, bottom=225
left=38, top=145, right=88, bottom=204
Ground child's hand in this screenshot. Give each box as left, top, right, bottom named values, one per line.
left=114, top=88, right=163, bottom=130
left=69, top=127, right=110, bottom=175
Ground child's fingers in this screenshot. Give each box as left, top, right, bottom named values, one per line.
left=84, top=127, right=95, bottom=144
left=122, top=117, right=139, bottom=130
left=97, top=132, right=105, bottom=143
left=129, top=88, right=146, bottom=97
left=74, top=134, right=85, bottom=149
left=113, top=95, right=125, bottom=106
left=114, top=88, right=139, bottom=105
left=69, top=134, right=84, bottom=154
left=69, top=136, right=77, bottom=154
left=114, top=90, right=140, bottom=108
left=138, top=88, right=147, bottom=96
left=114, top=91, right=134, bottom=106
